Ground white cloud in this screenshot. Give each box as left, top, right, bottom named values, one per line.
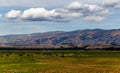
left=66, top=1, right=109, bottom=21
left=66, top=1, right=86, bottom=10
left=66, top=2, right=109, bottom=15
left=5, top=8, right=82, bottom=22
left=84, top=16, right=104, bottom=21
left=5, top=10, right=21, bottom=19
left=0, top=14, right=2, bottom=17
left=21, top=8, right=55, bottom=21
left=103, top=0, right=120, bottom=8
left=4, top=1, right=109, bottom=22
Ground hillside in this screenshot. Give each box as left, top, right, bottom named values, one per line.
left=0, top=29, right=120, bottom=46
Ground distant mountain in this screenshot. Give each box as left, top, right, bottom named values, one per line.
left=0, top=29, right=120, bottom=46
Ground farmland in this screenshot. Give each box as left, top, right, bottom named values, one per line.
left=0, top=50, right=120, bottom=73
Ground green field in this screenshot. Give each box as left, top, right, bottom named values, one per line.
left=0, top=50, right=120, bottom=73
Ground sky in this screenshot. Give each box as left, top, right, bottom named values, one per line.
left=0, top=0, right=120, bottom=35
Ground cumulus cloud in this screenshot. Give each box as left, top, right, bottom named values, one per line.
left=5, top=10, right=21, bottom=20
left=66, top=1, right=109, bottom=21
left=4, top=1, right=109, bottom=22
left=21, top=8, right=56, bottom=21
left=103, top=0, right=120, bottom=8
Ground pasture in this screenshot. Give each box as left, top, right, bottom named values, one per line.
left=0, top=50, right=120, bottom=73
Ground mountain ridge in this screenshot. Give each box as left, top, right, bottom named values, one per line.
left=0, top=29, right=120, bottom=46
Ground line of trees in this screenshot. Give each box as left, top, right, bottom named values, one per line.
left=0, top=44, right=120, bottom=50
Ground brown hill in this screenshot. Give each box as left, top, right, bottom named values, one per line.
left=0, top=29, right=120, bottom=46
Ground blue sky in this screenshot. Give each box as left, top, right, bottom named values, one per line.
left=0, top=0, right=120, bottom=35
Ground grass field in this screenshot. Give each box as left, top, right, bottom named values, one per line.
left=0, top=50, right=120, bottom=73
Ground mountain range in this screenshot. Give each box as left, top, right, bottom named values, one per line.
left=0, top=29, right=120, bottom=46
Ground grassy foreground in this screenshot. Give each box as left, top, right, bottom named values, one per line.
left=0, top=50, right=120, bottom=73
